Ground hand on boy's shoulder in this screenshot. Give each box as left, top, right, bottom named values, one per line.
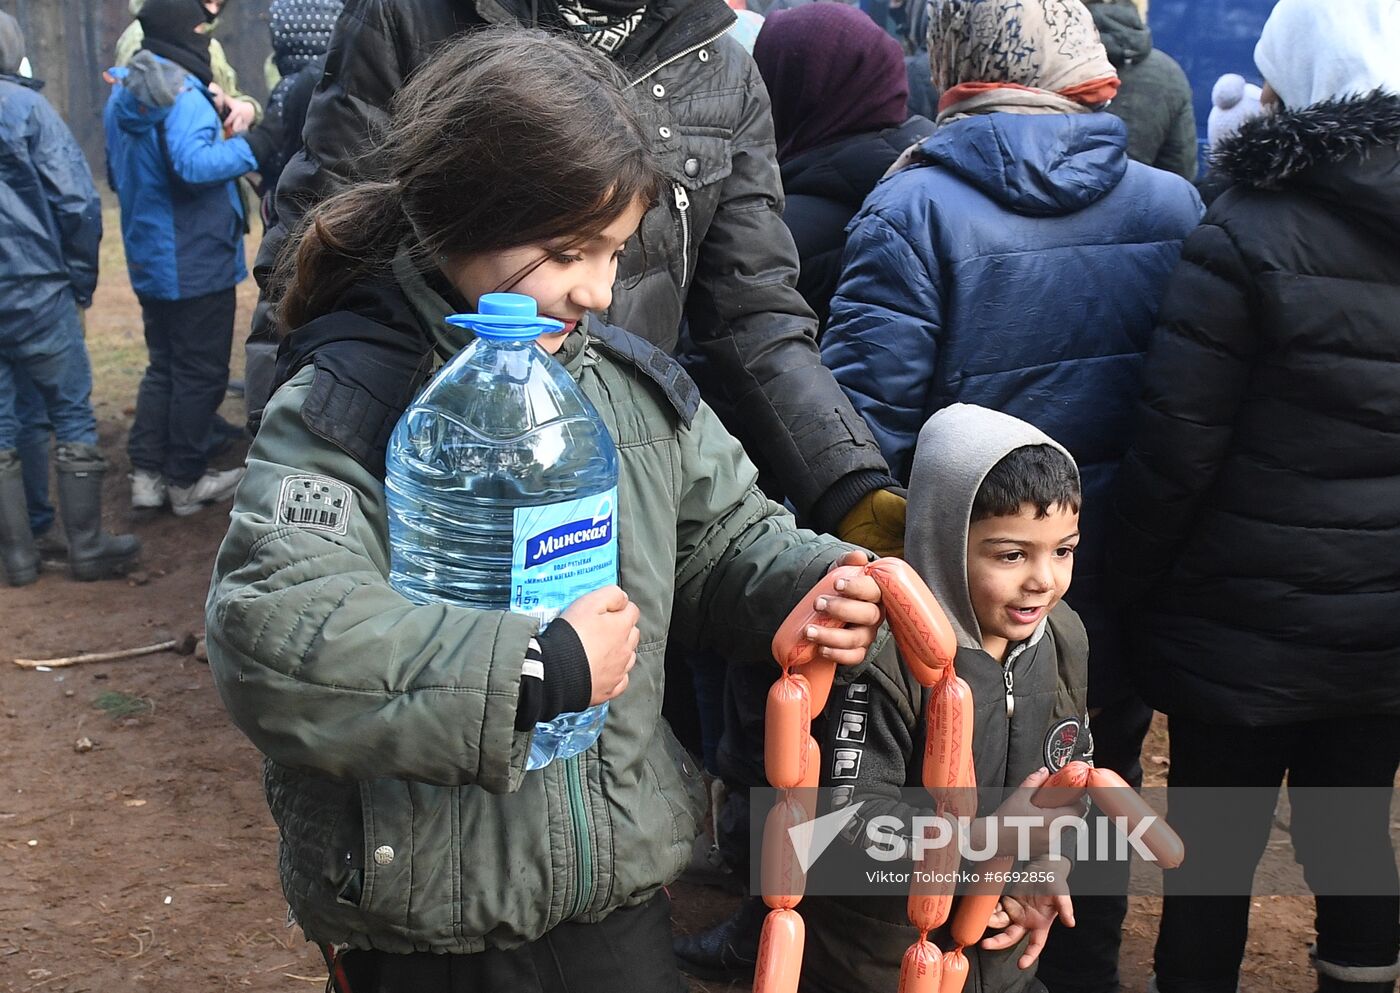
left=837, top=489, right=906, bottom=560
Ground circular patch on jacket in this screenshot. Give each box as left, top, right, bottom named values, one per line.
left=1044, top=718, right=1081, bottom=771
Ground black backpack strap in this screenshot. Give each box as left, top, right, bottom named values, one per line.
left=587, top=321, right=701, bottom=427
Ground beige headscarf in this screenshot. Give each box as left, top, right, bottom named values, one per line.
left=928, top=0, right=1120, bottom=122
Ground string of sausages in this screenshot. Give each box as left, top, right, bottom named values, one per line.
left=754, top=557, right=1185, bottom=993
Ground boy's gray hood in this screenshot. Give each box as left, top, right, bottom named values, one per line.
left=906, top=404, right=1075, bottom=650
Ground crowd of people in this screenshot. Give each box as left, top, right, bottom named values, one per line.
left=0, top=0, right=1397, bottom=992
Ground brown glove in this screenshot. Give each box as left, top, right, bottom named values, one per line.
left=837, top=488, right=907, bottom=560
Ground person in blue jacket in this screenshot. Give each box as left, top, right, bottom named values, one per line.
left=0, top=12, right=140, bottom=586
left=104, top=0, right=280, bottom=518
left=820, top=3, right=1202, bottom=992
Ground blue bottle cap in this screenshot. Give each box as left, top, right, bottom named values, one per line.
left=445, top=293, right=566, bottom=341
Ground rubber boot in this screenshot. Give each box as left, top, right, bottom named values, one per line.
left=0, top=450, right=39, bottom=586
left=55, top=443, right=140, bottom=582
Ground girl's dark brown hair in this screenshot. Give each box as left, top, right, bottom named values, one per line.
left=273, top=27, right=661, bottom=333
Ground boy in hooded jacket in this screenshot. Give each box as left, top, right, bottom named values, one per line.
left=103, top=0, right=281, bottom=518
left=799, top=404, right=1092, bottom=993
left=821, top=4, right=1202, bottom=986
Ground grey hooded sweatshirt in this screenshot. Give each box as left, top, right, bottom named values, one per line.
left=801, top=404, right=1091, bottom=993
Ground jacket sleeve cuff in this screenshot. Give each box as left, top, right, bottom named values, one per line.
left=533, top=619, right=593, bottom=723
left=806, top=469, right=899, bottom=535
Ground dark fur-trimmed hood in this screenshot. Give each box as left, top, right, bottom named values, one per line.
left=1213, top=89, right=1400, bottom=188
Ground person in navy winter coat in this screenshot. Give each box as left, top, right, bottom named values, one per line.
left=820, top=3, right=1201, bottom=992
left=0, top=12, right=140, bottom=587
left=104, top=0, right=280, bottom=518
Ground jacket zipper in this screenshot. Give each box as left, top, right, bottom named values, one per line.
left=625, top=28, right=730, bottom=90
left=1002, top=640, right=1029, bottom=720
left=622, top=29, right=725, bottom=289
left=564, top=754, right=594, bottom=918
left=673, top=183, right=691, bottom=287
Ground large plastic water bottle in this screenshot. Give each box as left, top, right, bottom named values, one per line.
left=385, top=293, right=617, bottom=770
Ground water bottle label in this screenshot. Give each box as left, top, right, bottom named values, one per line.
left=511, top=487, right=618, bottom=623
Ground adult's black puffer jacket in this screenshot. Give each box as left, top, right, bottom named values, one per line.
left=780, top=115, right=934, bottom=336
left=1112, top=91, right=1400, bottom=726
left=254, top=0, right=893, bottom=530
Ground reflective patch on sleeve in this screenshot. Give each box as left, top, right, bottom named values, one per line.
left=277, top=475, right=353, bottom=536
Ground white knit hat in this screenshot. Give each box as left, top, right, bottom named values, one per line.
left=1207, top=73, right=1264, bottom=150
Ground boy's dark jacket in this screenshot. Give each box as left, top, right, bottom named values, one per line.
left=1112, top=91, right=1400, bottom=726
left=252, top=0, right=894, bottom=532
left=802, top=406, right=1092, bottom=993
left=205, top=254, right=869, bottom=953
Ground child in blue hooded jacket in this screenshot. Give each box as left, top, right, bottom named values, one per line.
left=103, top=0, right=281, bottom=518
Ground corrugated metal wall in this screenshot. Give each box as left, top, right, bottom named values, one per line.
left=9, top=0, right=273, bottom=175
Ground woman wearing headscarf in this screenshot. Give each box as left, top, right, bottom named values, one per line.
left=1112, top=2, right=1400, bottom=991
left=752, top=2, right=933, bottom=335
left=819, top=7, right=1201, bottom=989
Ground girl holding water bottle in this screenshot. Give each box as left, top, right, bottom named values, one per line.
left=205, top=27, right=884, bottom=993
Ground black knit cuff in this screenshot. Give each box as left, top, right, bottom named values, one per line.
left=806, top=469, right=899, bottom=535
left=536, top=619, right=593, bottom=721
left=515, top=637, right=544, bottom=731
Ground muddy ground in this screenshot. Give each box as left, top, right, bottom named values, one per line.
left=0, top=213, right=1318, bottom=992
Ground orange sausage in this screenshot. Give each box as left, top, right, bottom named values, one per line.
left=940, top=948, right=970, bottom=993
left=1034, top=760, right=1092, bottom=809
left=949, top=854, right=1015, bottom=947
left=760, top=794, right=808, bottom=910
left=791, top=736, right=821, bottom=824
left=753, top=908, right=805, bottom=993
left=804, top=657, right=837, bottom=715
left=898, top=939, right=943, bottom=993
left=907, top=819, right=958, bottom=932
left=864, top=557, right=957, bottom=686
left=958, top=742, right=977, bottom=792
left=924, top=674, right=976, bottom=817
left=800, top=735, right=821, bottom=789
left=1087, top=767, right=1185, bottom=869
left=771, top=564, right=869, bottom=669
left=764, top=673, right=812, bottom=789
